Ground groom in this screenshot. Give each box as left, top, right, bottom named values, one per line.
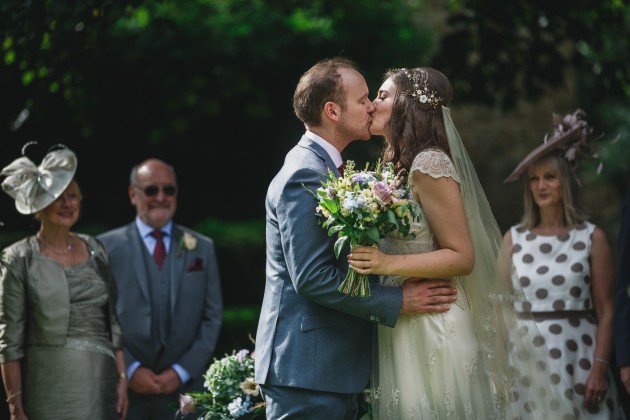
left=255, top=57, right=458, bottom=419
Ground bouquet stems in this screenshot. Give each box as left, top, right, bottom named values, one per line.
left=338, top=267, right=371, bottom=297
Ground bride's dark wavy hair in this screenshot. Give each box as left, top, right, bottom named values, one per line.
left=381, top=67, right=453, bottom=182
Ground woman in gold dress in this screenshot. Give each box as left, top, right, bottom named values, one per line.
left=0, top=144, right=128, bottom=420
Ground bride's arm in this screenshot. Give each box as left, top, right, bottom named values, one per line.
left=349, top=170, right=473, bottom=278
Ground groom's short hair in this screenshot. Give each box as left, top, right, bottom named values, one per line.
left=293, top=57, right=358, bottom=127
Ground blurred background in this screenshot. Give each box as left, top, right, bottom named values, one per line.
left=1, top=0, right=629, bottom=359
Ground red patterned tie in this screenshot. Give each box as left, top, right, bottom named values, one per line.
left=338, top=162, right=346, bottom=176
left=151, top=230, right=166, bottom=269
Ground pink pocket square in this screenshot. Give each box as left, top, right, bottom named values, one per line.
left=187, top=258, right=204, bottom=272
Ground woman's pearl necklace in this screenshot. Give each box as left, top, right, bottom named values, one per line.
left=37, top=233, right=73, bottom=255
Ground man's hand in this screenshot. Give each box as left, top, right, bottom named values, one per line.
left=128, top=367, right=161, bottom=394
left=621, top=366, right=630, bottom=395
left=401, top=278, right=457, bottom=314
left=155, top=368, right=182, bottom=394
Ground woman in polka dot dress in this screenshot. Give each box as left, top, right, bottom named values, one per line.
left=503, top=110, right=626, bottom=418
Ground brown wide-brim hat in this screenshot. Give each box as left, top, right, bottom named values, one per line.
left=1, top=144, right=77, bottom=214
left=504, top=109, right=600, bottom=183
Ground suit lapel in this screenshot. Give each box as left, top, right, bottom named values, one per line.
left=169, top=225, right=186, bottom=315
left=127, top=223, right=151, bottom=303
left=298, top=136, right=340, bottom=177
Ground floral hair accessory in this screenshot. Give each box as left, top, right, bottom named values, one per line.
left=399, top=68, right=443, bottom=109
left=504, top=108, right=604, bottom=183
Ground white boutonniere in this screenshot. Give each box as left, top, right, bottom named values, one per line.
left=181, top=231, right=197, bottom=250
left=176, top=231, right=197, bottom=257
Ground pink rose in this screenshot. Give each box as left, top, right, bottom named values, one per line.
left=373, top=181, right=393, bottom=204
left=179, top=394, right=196, bottom=415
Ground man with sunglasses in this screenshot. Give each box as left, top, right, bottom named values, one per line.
left=98, top=158, right=223, bottom=420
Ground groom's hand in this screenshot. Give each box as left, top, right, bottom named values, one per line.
left=400, top=278, right=457, bottom=314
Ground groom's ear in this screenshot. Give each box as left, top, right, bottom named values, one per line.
left=323, top=101, right=341, bottom=122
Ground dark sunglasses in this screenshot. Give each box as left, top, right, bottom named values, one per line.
left=134, top=184, right=177, bottom=197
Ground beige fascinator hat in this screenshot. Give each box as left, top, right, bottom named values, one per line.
left=1, top=143, right=77, bottom=214
left=504, top=109, right=602, bottom=183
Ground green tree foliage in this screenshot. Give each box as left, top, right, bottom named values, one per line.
left=3, top=1, right=630, bottom=305
left=0, top=0, right=435, bottom=306
left=435, top=0, right=630, bottom=182
left=436, top=0, right=630, bottom=108
left=5, top=1, right=629, bottom=218
left=1, top=0, right=434, bottom=228
left=1, top=0, right=432, bottom=144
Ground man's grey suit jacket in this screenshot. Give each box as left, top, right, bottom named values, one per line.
left=255, top=136, right=402, bottom=394
left=98, top=222, right=223, bottom=391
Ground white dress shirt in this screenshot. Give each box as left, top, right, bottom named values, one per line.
left=304, top=130, right=344, bottom=169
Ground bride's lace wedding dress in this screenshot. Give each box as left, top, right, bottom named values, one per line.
left=373, top=149, right=498, bottom=419
left=370, top=148, right=581, bottom=419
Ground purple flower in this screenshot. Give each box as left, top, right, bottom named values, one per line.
left=351, top=172, right=376, bottom=184
left=236, top=349, right=250, bottom=362
left=373, top=181, right=393, bottom=204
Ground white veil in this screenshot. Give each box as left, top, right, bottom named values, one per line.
left=442, top=106, right=581, bottom=418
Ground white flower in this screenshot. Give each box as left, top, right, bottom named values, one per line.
left=227, top=397, right=250, bottom=417
left=181, top=231, right=197, bottom=250
left=240, top=378, right=260, bottom=396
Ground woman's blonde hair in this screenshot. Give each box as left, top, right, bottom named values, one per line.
left=520, top=152, right=588, bottom=229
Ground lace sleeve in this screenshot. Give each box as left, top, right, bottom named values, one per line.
left=410, top=149, right=460, bottom=183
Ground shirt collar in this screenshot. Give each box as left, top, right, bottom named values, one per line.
left=304, top=130, right=344, bottom=169
left=135, top=217, right=173, bottom=239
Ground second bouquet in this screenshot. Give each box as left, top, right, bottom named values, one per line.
left=309, top=160, right=416, bottom=297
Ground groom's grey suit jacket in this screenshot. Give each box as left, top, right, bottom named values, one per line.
left=255, top=136, right=402, bottom=394
left=98, top=222, right=223, bottom=392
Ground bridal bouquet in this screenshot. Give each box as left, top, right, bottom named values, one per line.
left=309, top=160, right=415, bottom=297
left=178, top=349, right=265, bottom=419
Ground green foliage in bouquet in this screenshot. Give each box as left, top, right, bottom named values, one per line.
left=306, top=160, right=416, bottom=297
left=179, top=349, right=265, bottom=419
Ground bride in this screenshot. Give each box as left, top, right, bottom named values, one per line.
left=348, top=67, right=581, bottom=418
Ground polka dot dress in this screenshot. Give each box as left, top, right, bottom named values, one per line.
left=511, top=222, right=626, bottom=418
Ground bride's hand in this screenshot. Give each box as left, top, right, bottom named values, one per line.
left=348, top=245, right=388, bottom=275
